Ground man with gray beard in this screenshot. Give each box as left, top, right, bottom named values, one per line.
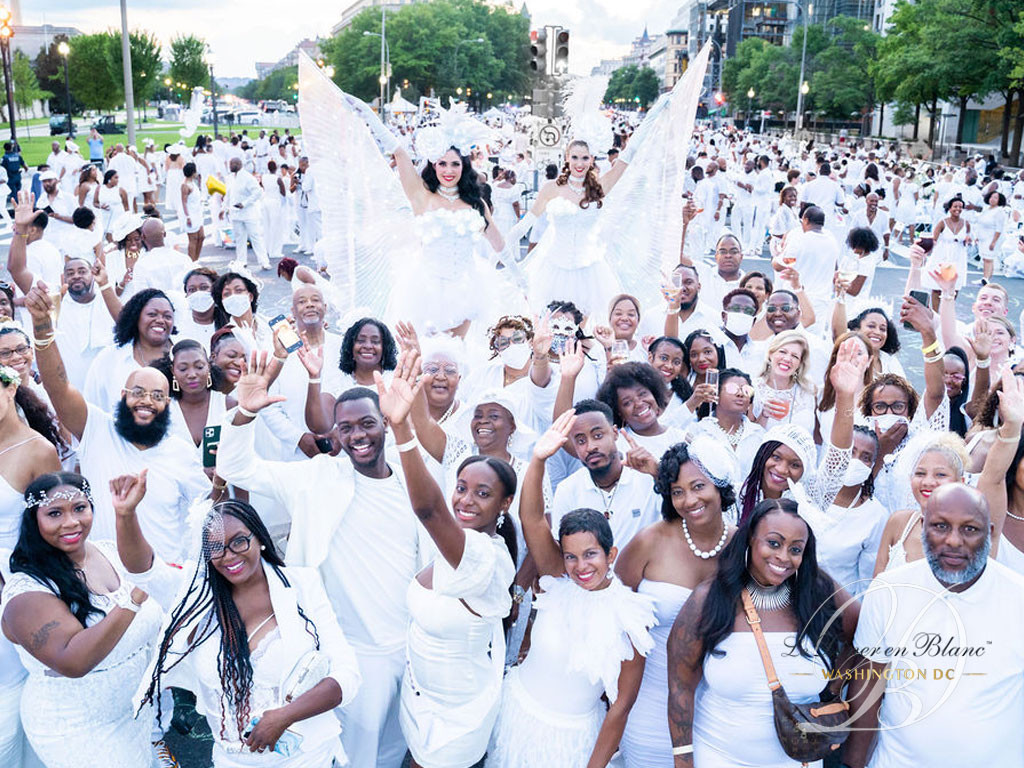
left=843, top=483, right=1024, bottom=768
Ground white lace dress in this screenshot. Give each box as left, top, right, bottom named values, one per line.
left=0, top=540, right=161, bottom=768
left=525, top=197, right=621, bottom=316
left=487, top=575, right=655, bottom=768
left=391, top=208, right=502, bottom=332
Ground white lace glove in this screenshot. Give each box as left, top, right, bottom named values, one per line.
left=504, top=211, right=537, bottom=250
left=343, top=93, right=400, bottom=155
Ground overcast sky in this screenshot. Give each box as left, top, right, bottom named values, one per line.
left=27, top=1, right=681, bottom=78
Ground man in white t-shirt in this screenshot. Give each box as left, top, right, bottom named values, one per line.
left=218, top=380, right=423, bottom=768
left=25, top=289, right=210, bottom=562
left=846, top=483, right=1024, bottom=768
left=55, top=258, right=119, bottom=390
left=779, top=205, right=839, bottom=331
left=800, top=162, right=845, bottom=223
left=547, top=399, right=659, bottom=550
left=132, top=218, right=192, bottom=301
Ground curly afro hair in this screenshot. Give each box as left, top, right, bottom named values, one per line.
left=339, top=318, right=397, bottom=375
left=596, top=362, right=669, bottom=428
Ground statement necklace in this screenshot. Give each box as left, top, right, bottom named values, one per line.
left=746, top=574, right=792, bottom=612
left=715, top=418, right=744, bottom=449
left=437, top=185, right=460, bottom=202
left=567, top=176, right=585, bottom=194
left=682, top=518, right=727, bottom=559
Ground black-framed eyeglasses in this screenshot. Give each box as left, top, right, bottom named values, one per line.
left=208, top=533, right=253, bottom=560
left=0, top=345, right=30, bottom=361
left=871, top=401, right=908, bottom=415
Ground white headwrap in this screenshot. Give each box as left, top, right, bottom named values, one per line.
left=414, top=101, right=494, bottom=164
left=762, top=423, right=816, bottom=473
left=687, top=433, right=740, bottom=490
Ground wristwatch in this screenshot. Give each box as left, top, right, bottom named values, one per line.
left=512, top=585, right=527, bottom=605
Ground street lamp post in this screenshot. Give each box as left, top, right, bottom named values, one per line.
left=363, top=22, right=392, bottom=122
left=0, top=4, right=15, bottom=142
left=795, top=0, right=810, bottom=132
left=208, top=50, right=219, bottom=139
left=58, top=41, right=73, bottom=137
left=747, top=87, right=755, bottom=131
left=119, top=0, right=137, bottom=146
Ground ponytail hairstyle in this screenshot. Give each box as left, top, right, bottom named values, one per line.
left=140, top=500, right=320, bottom=741
left=11, top=473, right=103, bottom=626
left=556, top=140, right=604, bottom=209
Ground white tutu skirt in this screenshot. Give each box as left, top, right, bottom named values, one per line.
left=486, top=668, right=603, bottom=768
left=525, top=248, right=621, bottom=319
left=894, top=198, right=917, bottom=227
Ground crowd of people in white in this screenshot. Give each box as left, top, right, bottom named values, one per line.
left=1, top=50, right=1023, bottom=768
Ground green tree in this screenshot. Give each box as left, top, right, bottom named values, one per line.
left=605, top=65, right=637, bottom=105
left=169, top=35, right=210, bottom=95
left=322, top=0, right=529, bottom=105
left=34, top=35, right=80, bottom=115
left=811, top=17, right=880, bottom=128
left=105, top=30, right=163, bottom=109
left=238, top=66, right=298, bottom=102
left=68, top=33, right=121, bottom=111
left=0, top=51, right=52, bottom=118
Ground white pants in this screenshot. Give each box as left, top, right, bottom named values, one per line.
left=230, top=216, right=270, bottom=269
left=338, top=648, right=406, bottom=768
left=733, top=203, right=755, bottom=251
left=207, top=191, right=225, bottom=245
left=299, top=207, right=321, bottom=254
left=296, top=205, right=309, bottom=252
left=751, top=199, right=773, bottom=255
left=262, top=200, right=285, bottom=260
left=0, top=676, right=43, bottom=768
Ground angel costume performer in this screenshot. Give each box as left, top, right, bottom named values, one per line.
left=486, top=575, right=655, bottom=768
left=505, top=43, right=712, bottom=318
left=297, top=56, right=519, bottom=334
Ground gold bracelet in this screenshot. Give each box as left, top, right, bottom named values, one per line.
left=33, top=336, right=55, bottom=350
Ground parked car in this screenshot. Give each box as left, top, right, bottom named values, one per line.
left=49, top=115, right=76, bottom=135
left=92, top=115, right=126, bottom=134
left=234, top=110, right=262, bottom=125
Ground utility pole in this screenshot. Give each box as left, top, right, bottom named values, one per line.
left=119, top=0, right=136, bottom=146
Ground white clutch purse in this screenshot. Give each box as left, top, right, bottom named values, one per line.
left=282, top=649, right=330, bottom=703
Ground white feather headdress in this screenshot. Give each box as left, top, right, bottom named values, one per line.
left=563, top=75, right=613, bottom=154
left=414, top=101, right=494, bottom=163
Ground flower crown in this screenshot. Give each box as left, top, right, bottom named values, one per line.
left=0, top=364, right=21, bottom=388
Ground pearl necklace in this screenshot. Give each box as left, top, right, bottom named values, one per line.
left=437, top=185, right=460, bottom=202
left=681, top=518, right=728, bottom=560
left=436, top=399, right=458, bottom=425
left=567, top=176, right=585, bottom=194
left=746, top=575, right=792, bottom=612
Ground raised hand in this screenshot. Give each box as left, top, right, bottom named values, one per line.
left=109, top=470, right=148, bottom=517
left=623, top=432, right=658, bottom=477
left=532, top=312, right=552, bottom=358
left=13, top=189, right=36, bottom=228
left=592, top=324, right=614, bottom=350
left=296, top=333, right=324, bottom=378
left=22, top=281, right=54, bottom=325
left=682, top=198, right=697, bottom=225
left=996, top=365, right=1024, bottom=429
left=927, top=267, right=957, bottom=294
left=908, top=243, right=926, bottom=270
left=899, top=294, right=933, bottom=336
left=394, top=320, right=420, bottom=354
left=234, top=352, right=287, bottom=415
left=534, top=408, right=575, bottom=462
left=558, top=338, right=586, bottom=379
left=969, top=318, right=992, bottom=362
left=374, top=346, right=422, bottom=426
left=830, top=336, right=870, bottom=399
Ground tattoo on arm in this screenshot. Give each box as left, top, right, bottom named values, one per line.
left=666, top=595, right=703, bottom=759
left=29, top=620, right=59, bottom=651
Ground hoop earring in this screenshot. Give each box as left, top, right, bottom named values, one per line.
left=172, top=379, right=180, bottom=392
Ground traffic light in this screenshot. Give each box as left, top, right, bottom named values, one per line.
left=714, top=91, right=726, bottom=106
left=530, top=29, right=547, bottom=74
left=554, top=29, right=569, bottom=74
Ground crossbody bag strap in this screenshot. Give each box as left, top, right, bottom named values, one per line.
left=741, top=588, right=782, bottom=691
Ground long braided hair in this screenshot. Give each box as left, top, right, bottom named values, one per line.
left=140, top=500, right=321, bottom=740
left=556, top=140, right=604, bottom=209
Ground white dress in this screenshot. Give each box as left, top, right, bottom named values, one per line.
left=391, top=208, right=501, bottom=332
left=487, top=575, right=655, bottom=768
left=96, top=183, right=126, bottom=236
left=1, top=540, right=161, bottom=768
left=620, top=579, right=692, bottom=768
left=165, top=166, right=186, bottom=221
left=181, top=178, right=204, bottom=234
left=693, top=631, right=827, bottom=768
left=975, top=205, right=1007, bottom=260
left=525, top=196, right=621, bottom=317
left=894, top=181, right=918, bottom=227
left=400, top=530, right=514, bottom=768
left=921, top=219, right=969, bottom=291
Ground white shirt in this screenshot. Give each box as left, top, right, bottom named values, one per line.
left=131, top=246, right=192, bottom=297
left=56, top=292, right=114, bottom=391
left=781, top=228, right=839, bottom=311
left=695, top=262, right=745, bottom=316
left=84, top=343, right=144, bottom=411
left=25, top=238, right=63, bottom=288
left=550, top=465, right=660, bottom=550
left=801, top=176, right=845, bottom=216
left=225, top=169, right=263, bottom=222
left=78, top=404, right=210, bottom=562
left=855, top=558, right=1024, bottom=768
left=815, top=496, right=888, bottom=598
left=269, top=332, right=344, bottom=459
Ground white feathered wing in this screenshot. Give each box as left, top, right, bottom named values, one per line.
left=594, top=41, right=712, bottom=308
left=179, top=87, right=204, bottom=139
left=298, top=53, right=416, bottom=321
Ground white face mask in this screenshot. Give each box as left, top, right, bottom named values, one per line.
left=187, top=291, right=214, bottom=313
left=500, top=342, right=531, bottom=370
left=222, top=293, right=251, bottom=317
left=842, top=459, right=872, bottom=488
left=873, top=414, right=908, bottom=434
left=724, top=311, right=755, bottom=336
